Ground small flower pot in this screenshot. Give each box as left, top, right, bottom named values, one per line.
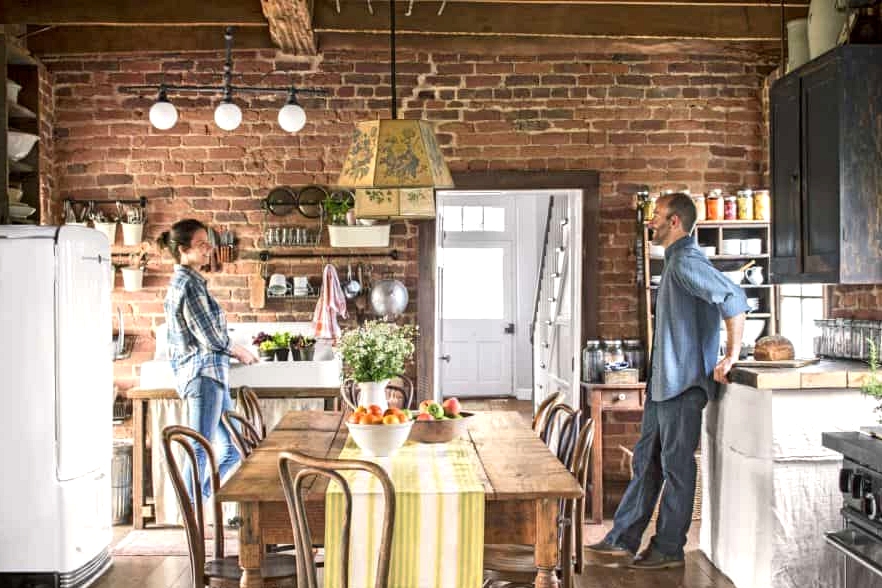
left=121, top=267, right=144, bottom=292
left=258, top=350, right=275, bottom=362
left=289, top=343, right=302, bottom=361
left=122, top=222, right=144, bottom=246
left=299, top=346, right=315, bottom=361
left=275, top=348, right=290, bottom=362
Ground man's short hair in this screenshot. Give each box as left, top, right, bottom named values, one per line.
left=662, top=192, right=697, bottom=233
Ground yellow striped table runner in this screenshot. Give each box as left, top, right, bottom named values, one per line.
left=325, top=438, right=485, bottom=588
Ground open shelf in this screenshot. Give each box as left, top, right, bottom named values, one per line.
left=8, top=102, right=36, bottom=120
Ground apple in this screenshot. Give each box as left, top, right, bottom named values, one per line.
left=416, top=412, right=435, bottom=421
left=442, top=397, right=461, bottom=417
left=418, top=399, right=434, bottom=414
left=427, top=402, right=445, bottom=420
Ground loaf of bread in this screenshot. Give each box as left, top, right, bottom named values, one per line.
left=753, top=335, right=795, bottom=361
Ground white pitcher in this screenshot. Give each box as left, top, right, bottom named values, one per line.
left=745, top=266, right=764, bottom=286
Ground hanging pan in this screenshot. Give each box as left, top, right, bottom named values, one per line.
left=263, top=186, right=297, bottom=216
left=296, top=185, right=328, bottom=219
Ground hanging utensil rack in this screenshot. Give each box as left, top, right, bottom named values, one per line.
left=258, top=250, right=399, bottom=261
left=64, top=196, right=147, bottom=209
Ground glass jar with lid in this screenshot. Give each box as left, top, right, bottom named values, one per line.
left=737, top=189, right=754, bottom=220
left=581, top=340, right=604, bottom=383
left=753, top=189, right=770, bottom=220
left=723, top=196, right=738, bottom=220
left=602, top=339, right=625, bottom=366
left=623, top=339, right=646, bottom=381
left=691, top=194, right=706, bottom=222
left=706, top=189, right=724, bottom=220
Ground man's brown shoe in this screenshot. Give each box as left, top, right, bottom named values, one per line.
left=628, top=547, right=685, bottom=569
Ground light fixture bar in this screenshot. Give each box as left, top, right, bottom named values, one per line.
left=120, top=84, right=327, bottom=96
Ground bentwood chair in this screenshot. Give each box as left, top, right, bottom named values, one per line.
left=237, top=386, right=266, bottom=439
left=541, top=403, right=581, bottom=467
left=161, top=425, right=296, bottom=588
left=278, top=450, right=396, bottom=588
left=482, top=418, right=595, bottom=588
left=532, top=392, right=563, bottom=433
left=221, top=410, right=263, bottom=460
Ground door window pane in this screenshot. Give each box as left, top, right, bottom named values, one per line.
left=462, top=206, right=484, bottom=231
left=442, top=247, right=504, bottom=319
left=442, top=205, right=506, bottom=232
left=442, top=206, right=462, bottom=232
left=483, top=207, right=505, bottom=231
left=779, top=284, right=824, bottom=358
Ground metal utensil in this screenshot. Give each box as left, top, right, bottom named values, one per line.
left=343, top=262, right=362, bottom=300
left=737, top=259, right=756, bottom=273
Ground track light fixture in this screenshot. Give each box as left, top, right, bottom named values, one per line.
left=121, top=26, right=326, bottom=132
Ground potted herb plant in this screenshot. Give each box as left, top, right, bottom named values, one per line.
left=335, top=320, right=416, bottom=411
left=322, top=194, right=354, bottom=226
left=290, top=334, right=317, bottom=361
left=272, top=331, right=293, bottom=361
left=253, top=332, right=274, bottom=361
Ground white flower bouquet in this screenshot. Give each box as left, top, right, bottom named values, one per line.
left=336, top=320, right=417, bottom=382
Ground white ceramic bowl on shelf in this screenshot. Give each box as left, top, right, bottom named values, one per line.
left=743, top=319, right=766, bottom=346
left=723, top=270, right=743, bottom=284
left=8, top=131, right=39, bottom=161
left=700, top=246, right=716, bottom=257
left=6, top=80, right=21, bottom=104
left=720, top=239, right=741, bottom=256
left=9, top=203, right=36, bottom=219
left=7, top=186, right=23, bottom=203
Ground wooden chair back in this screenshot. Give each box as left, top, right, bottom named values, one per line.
left=237, top=386, right=266, bottom=439
left=570, top=418, right=596, bottom=576
left=221, top=410, right=263, bottom=460
left=161, top=425, right=224, bottom=587
left=340, top=376, right=414, bottom=411
left=541, top=403, right=580, bottom=468
left=532, top=391, right=563, bottom=433
left=278, top=450, right=396, bottom=588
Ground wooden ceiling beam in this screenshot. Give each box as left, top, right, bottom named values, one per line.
left=0, top=0, right=267, bottom=26
left=25, top=26, right=275, bottom=56
left=314, top=2, right=807, bottom=40
left=261, top=0, right=318, bottom=55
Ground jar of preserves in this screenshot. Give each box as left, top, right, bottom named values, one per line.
left=724, top=196, right=738, bottom=220
left=602, top=339, right=625, bottom=365
left=581, top=340, right=604, bottom=383
left=737, top=189, right=754, bottom=220
left=706, top=190, right=723, bottom=220
left=623, top=339, right=646, bottom=381
left=691, top=194, right=706, bottom=222
left=753, top=189, right=770, bottom=220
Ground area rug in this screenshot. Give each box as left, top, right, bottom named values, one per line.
left=112, top=528, right=239, bottom=556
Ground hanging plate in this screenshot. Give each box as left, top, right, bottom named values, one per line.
left=265, top=186, right=297, bottom=216
left=297, top=185, right=328, bottom=219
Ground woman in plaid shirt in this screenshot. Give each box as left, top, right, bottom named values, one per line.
left=157, top=219, right=257, bottom=499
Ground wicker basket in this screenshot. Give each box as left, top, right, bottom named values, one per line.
left=618, top=445, right=702, bottom=521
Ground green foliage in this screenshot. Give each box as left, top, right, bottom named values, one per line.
left=322, top=195, right=353, bottom=225
left=272, top=331, right=293, bottom=348
left=294, top=334, right=316, bottom=349
left=335, top=320, right=417, bottom=382
left=862, top=338, right=882, bottom=422
left=259, top=340, right=277, bottom=352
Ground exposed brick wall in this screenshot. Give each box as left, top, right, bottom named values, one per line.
left=42, top=41, right=776, bottom=392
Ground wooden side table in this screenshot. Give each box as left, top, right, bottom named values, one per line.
left=123, top=386, right=341, bottom=529
left=580, top=382, right=646, bottom=523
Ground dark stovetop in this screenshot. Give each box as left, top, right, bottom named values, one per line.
left=823, top=431, right=882, bottom=473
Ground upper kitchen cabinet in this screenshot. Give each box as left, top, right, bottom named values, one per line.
left=1, top=33, right=41, bottom=226
left=770, top=45, right=882, bottom=284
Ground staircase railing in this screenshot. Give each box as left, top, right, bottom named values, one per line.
left=530, top=196, right=555, bottom=345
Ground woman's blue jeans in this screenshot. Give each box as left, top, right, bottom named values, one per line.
left=182, top=376, right=240, bottom=499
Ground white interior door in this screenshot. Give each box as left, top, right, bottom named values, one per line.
left=438, top=197, right=515, bottom=397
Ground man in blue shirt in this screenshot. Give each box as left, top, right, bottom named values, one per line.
left=588, top=192, right=749, bottom=568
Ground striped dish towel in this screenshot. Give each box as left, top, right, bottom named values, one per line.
left=325, top=439, right=485, bottom=588
left=313, top=264, right=347, bottom=340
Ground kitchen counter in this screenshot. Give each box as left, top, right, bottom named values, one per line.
left=729, top=359, right=872, bottom=390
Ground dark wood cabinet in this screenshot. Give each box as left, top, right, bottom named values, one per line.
left=770, top=45, right=882, bottom=284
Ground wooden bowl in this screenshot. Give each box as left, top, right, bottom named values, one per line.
left=408, top=412, right=473, bottom=444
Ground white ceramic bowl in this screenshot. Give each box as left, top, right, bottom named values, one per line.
left=357, top=218, right=378, bottom=226
left=720, top=239, right=741, bottom=256
left=650, top=275, right=661, bottom=285
left=6, top=80, right=21, bottom=104
left=723, top=270, right=743, bottom=284
left=7, top=186, right=23, bottom=203
left=346, top=420, right=413, bottom=457
left=743, top=319, right=766, bottom=346
left=741, top=239, right=763, bottom=255
left=746, top=297, right=760, bottom=311
left=700, top=246, right=716, bottom=257
left=9, top=203, right=35, bottom=218
left=8, top=131, right=39, bottom=161
left=649, top=244, right=665, bottom=257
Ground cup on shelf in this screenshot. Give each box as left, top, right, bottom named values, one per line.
left=746, top=297, right=760, bottom=312
left=292, top=276, right=310, bottom=296
left=700, top=245, right=716, bottom=257
left=268, top=273, right=289, bottom=296
left=720, top=239, right=741, bottom=256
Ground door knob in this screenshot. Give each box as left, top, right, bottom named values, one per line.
left=440, top=354, right=451, bottom=362
left=504, top=323, right=515, bottom=334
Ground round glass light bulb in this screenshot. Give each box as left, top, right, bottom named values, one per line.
left=214, top=101, right=242, bottom=131
left=149, top=100, right=178, bottom=130
left=278, top=103, right=306, bottom=133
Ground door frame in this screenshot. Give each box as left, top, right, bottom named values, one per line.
left=416, top=170, right=600, bottom=405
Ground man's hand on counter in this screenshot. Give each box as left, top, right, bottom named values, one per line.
left=231, top=344, right=259, bottom=365
left=714, top=356, right=736, bottom=384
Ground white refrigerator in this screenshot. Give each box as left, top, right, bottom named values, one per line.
left=0, top=225, right=113, bottom=587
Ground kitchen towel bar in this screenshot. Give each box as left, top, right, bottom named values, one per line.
left=258, top=249, right=399, bottom=261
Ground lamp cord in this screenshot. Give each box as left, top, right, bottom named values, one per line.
left=223, top=26, right=235, bottom=101
left=390, top=0, right=397, bottom=120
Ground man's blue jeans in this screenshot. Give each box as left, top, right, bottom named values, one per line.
left=604, top=386, right=707, bottom=558
left=182, top=376, right=240, bottom=499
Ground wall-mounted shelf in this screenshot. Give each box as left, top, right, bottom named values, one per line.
left=258, top=249, right=399, bottom=262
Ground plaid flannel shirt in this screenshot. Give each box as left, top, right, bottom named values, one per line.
left=164, top=265, right=232, bottom=397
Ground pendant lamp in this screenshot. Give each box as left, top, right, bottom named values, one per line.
left=336, top=0, right=453, bottom=218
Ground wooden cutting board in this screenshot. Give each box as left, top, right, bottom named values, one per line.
left=733, top=357, right=821, bottom=368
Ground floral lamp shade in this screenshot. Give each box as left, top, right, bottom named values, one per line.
left=337, top=119, right=454, bottom=219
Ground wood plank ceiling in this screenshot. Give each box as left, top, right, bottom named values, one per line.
left=1, top=0, right=808, bottom=56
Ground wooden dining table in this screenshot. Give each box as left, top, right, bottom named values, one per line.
left=217, top=410, right=583, bottom=588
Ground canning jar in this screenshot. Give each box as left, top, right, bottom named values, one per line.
left=602, top=339, right=625, bottom=365
left=706, top=191, right=723, bottom=220
left=737, top=190, right=754, bottom=220
left=581, top=340, right=604, bottom=383
left=623, top=339, right=646, bottom=381
left=753, top=190, right=771, bottom=220
left=724, top=196, right=738, bottom=220
left=691, top=194, right=706, bottom=222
